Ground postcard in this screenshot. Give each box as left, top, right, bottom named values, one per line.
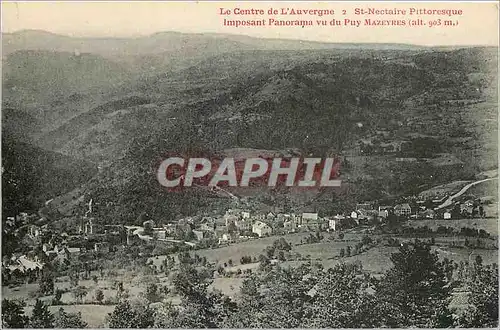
left=1, top=1, right=498, bottom=328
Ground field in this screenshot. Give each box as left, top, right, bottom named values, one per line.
left=293, top=241, right=355, bottom=260
left=2, top=272, right=172, bottom=328
left=405, top=218, right=498, bottom=235
left=24, top=304, right=115, bottom=328
left=188, top=232, right=313, bottom=266
left=4, top=226, right=498, bottom=328
left=284, top=244, right=498, bottom=275
left=282, top=245, right=394, bottom=274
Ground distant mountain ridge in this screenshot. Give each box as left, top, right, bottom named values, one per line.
left=3, top=29, right=428, bottom=58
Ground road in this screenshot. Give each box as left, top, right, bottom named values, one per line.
left=435, top=177, right=497, bottom=210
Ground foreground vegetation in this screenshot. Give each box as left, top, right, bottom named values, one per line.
left=2, top=240, right=497, bottom=328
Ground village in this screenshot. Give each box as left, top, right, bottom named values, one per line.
left=3, top=178, right=494, bottom=280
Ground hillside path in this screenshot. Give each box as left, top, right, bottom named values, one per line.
left=435, top=177, right=497, bottom=210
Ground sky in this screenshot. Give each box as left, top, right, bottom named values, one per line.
left=1, top=1, right=499, bottom=46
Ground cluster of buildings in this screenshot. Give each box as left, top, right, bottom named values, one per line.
left=3, top=185, right=489, bottom=278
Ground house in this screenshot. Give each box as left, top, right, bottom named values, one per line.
left=302, top=212, right=318, bottom=221
left=460, top=203, right=474, bottom=216
left=356, top=203, right=373, bottom=211
left=7, top=255, right=43, bottom=274
left=42, top=243, right=53, bottom=253
left=378, top=208, right=389, bottom=219
left=444, top=211, right=452, bottom=220
left=283, top=219, right=297, bottom=233
left=200, top=222, right=216, bottom=232
left=234, top=218, right=252, bottom=232
left=201, top=216, right=216, bottom=223
left=328, top=218, right=337, bottom=231
left=5, top=217, right=16, bottom=227
left=252, top=221, right=272, bottom=237
left=163, top=223, right=177, bottom=235
left=221, top=233, right=236, bottom=243
left=193, top=230, right=203, bottom=241
left=356, top=210, right=375, bottom=224
left=241, top=211, right=251, bottom=219
left=394, top=203, right=412, bottom=217
left=301, top=213, right=324, bottom=230
left=224, top=214, right=238, bottom=226
left=193, top=229, right=212, bottom=241
left=266, top=212, right=276, bottom=220
left=419, top=209, right=435, bottom=219
left=29, top=225, right=41, bottom=238
left=215, top=227, right=228, bottom=240
left=94, top=243, right=109, bottom=253
left=350, top=211, right=358, bottom=219
left=153, top=229, right=167, bottom=240
left=254, top=213, right=266, bottom=221
left=225, top=209, right=242, bottom=215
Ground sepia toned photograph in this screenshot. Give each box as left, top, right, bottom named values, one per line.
left=1, top=1, right=498, bottom=328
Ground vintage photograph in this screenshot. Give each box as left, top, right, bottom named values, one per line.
left=1, top=1, right=498, bottom=328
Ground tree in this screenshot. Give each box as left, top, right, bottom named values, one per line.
left=460, top=262, right=498, bottom=327
left=30, top=299, right=54, bottom=328
left=168, top=264, right=234, bottom=328
left=92, top=275, right=99, bottom=285
left=107, top=300, right=154, bottom=328
left=376, top=240, right=453, bottom=327
left=339, top=248, right=345, bottom=258
left=227, top=222, right=238, bottom=234
left=52, top=289, right=64, bottom=305
left=226, top=264, right=313, bottom=328
left=72, top=286, right=88, bottom=304
left=302, top=263, right=385, bottom=328
left=53, top=308, right=88, bottom=328
left=277, top=251, right=286, bottom=261
left=346, top=246, right=351, bottom=257
left=478, top=205, right=486, bottom=218
left=39, top=268, right=55, bottom=295
left=361, top=235, right=373, bottom=246
left=223, top=275, right=264, bottom=327
left=258, top=254, right=270, bottom=270
left=273, top=238, right=292, bottom=251
left=1, top=299, right=29, bottom=328
left=69, top=272, right=79, bottom=288
left=145, top=283, right=159, bottom=303
left=95, top=289, right=104, bottom=304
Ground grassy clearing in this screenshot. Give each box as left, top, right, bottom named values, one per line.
left=193, top=232, right=312, bottom=266
left=210, top=278, right=245, bottom=298
left=24, top=304, right=115, bottom=328
left=282, top=246, right=395, bottom=275
left=405, top=218, right=498, bottom=235
left=293, top=241, right=355, bottom=260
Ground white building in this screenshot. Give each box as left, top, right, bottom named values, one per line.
left=301, top=212, right=318, bottom=226
left=252, top=221, right=272, bottom=237
left=302, top=212, right=318, bottom=221
left=328, top=219, right=337, bottom=231
left=444, top=211, right=452, bottom=220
